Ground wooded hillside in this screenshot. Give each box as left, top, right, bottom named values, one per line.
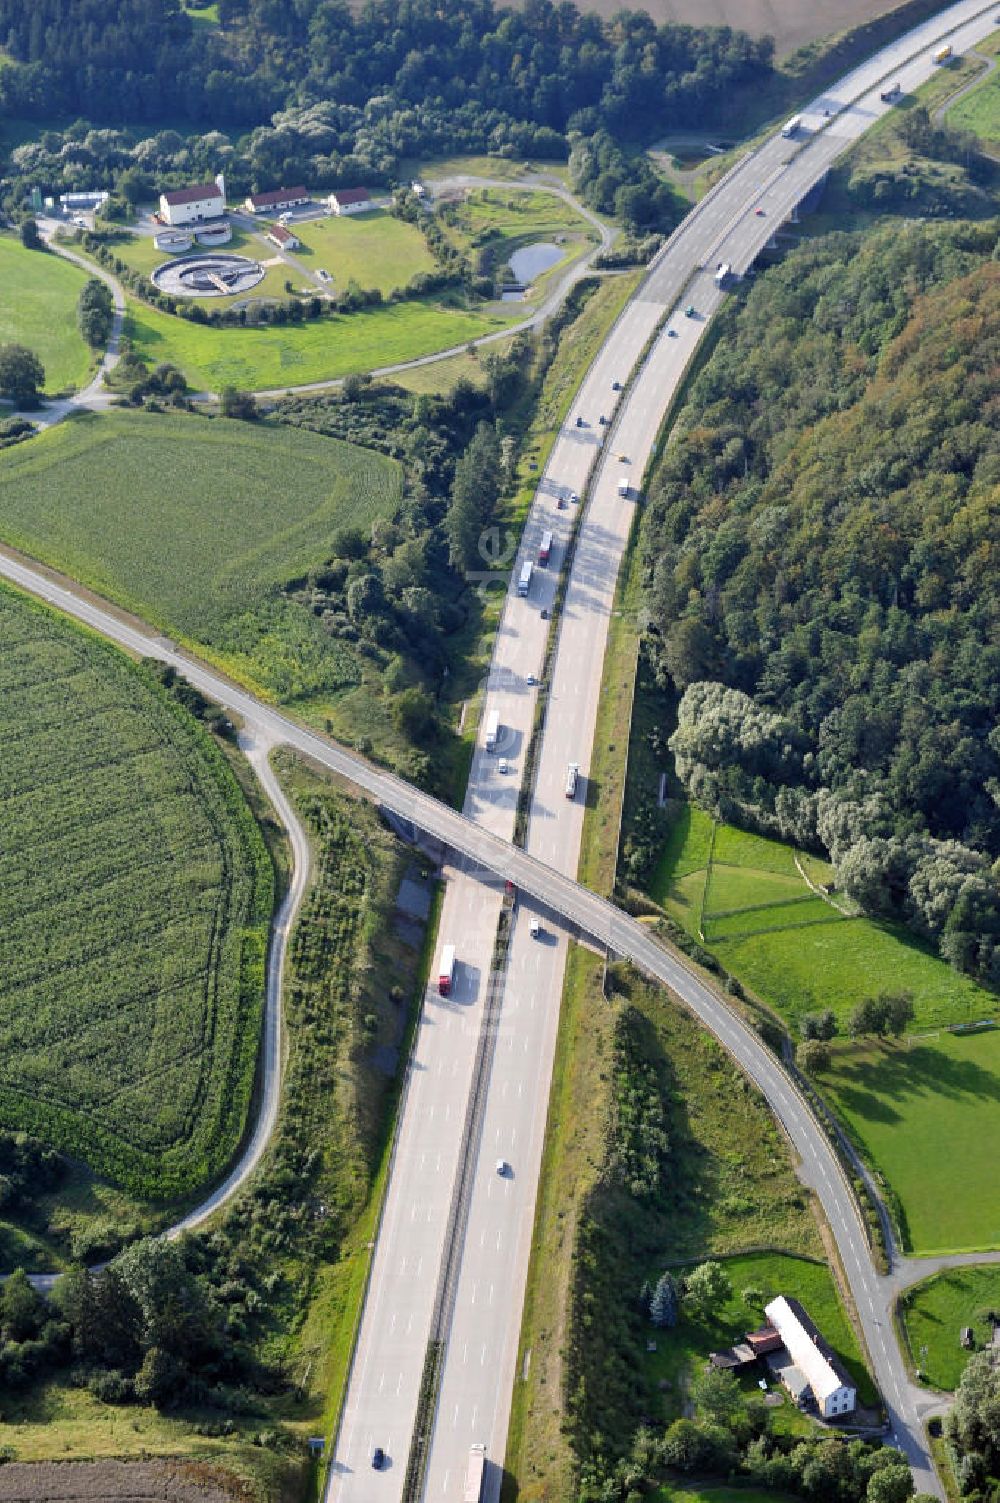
left=641, top=221, right=1000, bottom=980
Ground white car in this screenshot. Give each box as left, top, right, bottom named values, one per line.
left=496, top=1159, right=508, bottom=1176
left=529, top=916, right=541, bottom=938
left=498, top=757, right=509, bottom=774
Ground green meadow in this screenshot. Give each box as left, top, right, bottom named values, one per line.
left=0, top=234, right=94, bottom=393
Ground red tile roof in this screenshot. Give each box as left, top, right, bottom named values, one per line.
left=162, top=182, right=223, bottom=207
left=331, top=187, right=370, bottom=206
left=249, top=186, right=308, bottom=209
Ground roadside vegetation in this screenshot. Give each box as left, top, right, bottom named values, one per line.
left=0, top=233, right=94, bottom=393
left=0, top=753, right=432, bottom=1503
left=0, top=583, right=271, bottom=1200
left=504, top=947, right=875, bottom=1501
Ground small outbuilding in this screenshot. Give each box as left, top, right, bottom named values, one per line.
left=326, top=187, right=373, bottom=216
left=267, top=223, right=300, bottom=250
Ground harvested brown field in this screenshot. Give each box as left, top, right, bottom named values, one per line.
left=0, top=1460, right=249, bottom=1503
left=551, top=0, right=910, bottom=60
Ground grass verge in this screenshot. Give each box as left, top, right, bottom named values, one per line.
left=900, top=1266, right=1000, bottom=1390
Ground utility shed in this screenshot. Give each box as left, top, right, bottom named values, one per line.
left=764, top=1296, right=857, bottom=1418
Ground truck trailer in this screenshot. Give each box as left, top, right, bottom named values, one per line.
left=464, top=1444, right=487, bottom=1502
left=485, top=709, right=500, bottom=752
left=538, top=529, right=553, bottom=566
left=565, top=762, right=580, bottom=799
left=781, top=115, right=802, bottom=138
left=518, top=560, right=534, bottom=596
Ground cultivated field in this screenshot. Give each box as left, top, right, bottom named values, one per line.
left=0, top=235, right=93, bottom=394
left=554, top=0, right=913, bottom=60
left=0, top=410, right=400, bottom=703
left=901, top=1265, right=1000, bottom=1389
left=0, top=584, right=271, bottom=1198
left=820, top=1029, right=1000, bottom=1255
left=291, top=208, right=436, bottom=293
left=654, top=802, right=998, bottom=1034
left=124, top=294, right=508, bottom=391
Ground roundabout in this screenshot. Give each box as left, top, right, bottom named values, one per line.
left=151, top=251, right=264, bottom=299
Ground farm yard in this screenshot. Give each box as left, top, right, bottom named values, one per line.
left=0, top=584, right=271, bottom=1198
left=0, top=234, right=94, bottom=394
left=900, top=1266, right=1000, bottom=1389
left=0, top=409, right=400, bottom=707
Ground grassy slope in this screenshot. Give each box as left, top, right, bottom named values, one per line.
left=0, top=408, right=399, bottom=697
left=0, top=582, right=270, bottom=1198
left=820, top=1030, right=1000, bottom=1254
left=945, top=45, right=1000, bottom=147
left=504, top=950, right=829, bottom=1499
left=124, top=295, right=509, bottom=392
left=0, top=235, right=94, bottom=393
left=901, top=1266, right=1000, bottom=1389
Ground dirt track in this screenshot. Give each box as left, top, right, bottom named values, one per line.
left=0, top=1461, right=249, bottom=1503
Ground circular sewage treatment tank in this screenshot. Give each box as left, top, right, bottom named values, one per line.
left=151, top=252, right=265, bottom=299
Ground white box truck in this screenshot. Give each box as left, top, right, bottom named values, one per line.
left=617, top=478, right=630, bottom=499
left=565, top=762, right=579, bottom=799
left=714, top=261, right=732, bottom=286
left=485, top=709, right=500, bottom=752
left=781, top=115, right=801, bottom=138
left=518, top=560, right=533, bottom=596
left=464, top=1444, right=486, bottom=1502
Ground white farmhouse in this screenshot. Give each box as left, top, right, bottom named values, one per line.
left=159, top=173, right=226, bottom=226
left=326, top=187, right=373, bottom=216
left=764, top=1296, right=857, bottom=1418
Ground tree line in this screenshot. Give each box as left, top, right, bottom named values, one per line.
left=640, top=220, right=1000, bottom=984
left=0, top=0, right=771, bottom=235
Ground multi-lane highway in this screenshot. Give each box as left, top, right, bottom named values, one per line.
left=4, top=5, right=998, bottom=1497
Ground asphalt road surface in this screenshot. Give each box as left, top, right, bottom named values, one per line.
left=4, top=5, right=998, bottom=1495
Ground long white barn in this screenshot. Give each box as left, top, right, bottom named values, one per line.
left=764, top=1296, right=857, bottom=1418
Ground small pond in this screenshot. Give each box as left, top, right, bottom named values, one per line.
left=501, top=241, right=564, bottom=298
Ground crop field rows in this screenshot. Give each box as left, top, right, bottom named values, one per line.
left=0, top=585, right=273, bottom=1198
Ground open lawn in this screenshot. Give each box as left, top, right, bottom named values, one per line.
left=0, top=409, right=400, bottom=706
left=901, top=1266, right=1000, bottom=1389
left=124, top=294, right=509, bottom=391
left=0, top=583, right=270, bottom=1198
left=819, top=1029, right=1000, bottom=1254
left=292, top=208, right=436, bottom=294
left=0, top=234, right=94, bottom=394
left=650, top=799, right=998, bottom=1035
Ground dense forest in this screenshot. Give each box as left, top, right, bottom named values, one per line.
left=640, top=221, right=1000, bottom=982
left=0, top=0, right=770, bottom=138
left=0, top=0, right=769, bottom=220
